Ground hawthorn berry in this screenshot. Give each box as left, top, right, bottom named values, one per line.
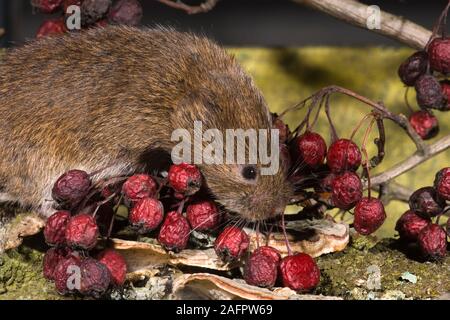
left=326, top=139, right=361, bottom=173
left=252, top=246, right=281, bottom=264
left=415, top=75, right=446, bottom=110
left=81, top=0, right=111, bottom=26
left=31, top=0, right=63, bottom=13
left=214, top=226, right=249, bottom=262
left=398, top=51, right=428, bottom=86
left=395, top=210, right=431, bottom=242
left=243, top=250, right=278, bottom=288
left=65, top=213, right=99, bottom=250
left=129, top=197, right=164, bottom=234
left=52, top=169, right=91, bottom=208
left=417, top=224, right=447, bottom=260
left=331, top=172, right=363, bottom=210
left=439, top=80, right=450, bottom=111
left=292, top=131, right=327, bottom=168
left=96, top=249, right=127, bottom=286
left=43, top=247, right=73, bottom=280
left=186, top=200, right=221, bottom=231
left=408, top=187, right=445, bottom=218
left=63, top=0, right=81, bottom=13
left=79, top=258, right=111, bottom=298
left=158, top=211, right=191, bottom=252
left=315, top=172, right=336, bottom=193
left=54, top=254, right=81, bottom=295
left=434, top=167, right=450, bottom=201
left=168, top=163, right=202, bottom=196
left=353, top=197, right=386, bottom=235
left=108, top=0, right=143, bottom=26
left=272, top=114, right=291, bottom=143
left=44, top=210, right=71, bottom=246
left=408, top=110, right=439, bottom=140
left=122, top=174, right=157, bottom=203
left=36, top=19, right=66, bottom=38
left=279, top=253, right=320, bottom=292
left=428, top=37, right=450, bottom=74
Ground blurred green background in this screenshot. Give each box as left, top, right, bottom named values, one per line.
left=230, top=47, right=450, bottom=238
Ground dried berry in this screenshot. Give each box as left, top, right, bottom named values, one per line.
left=292, top=131, right=327, bottom=168
left=243, top=250, right=278, bottom=288
left=36, top=19, right=66, bottom=38
left=96, top=249, right=127, bottom=286
left=272, top=114, right=291, bottom=143
left=214, top=226, right=249, bottom=262
left=54, top=254, right=81, bottom=295
left=331, top=172, right=363, bottom=210
left=108, top=0, right=143, bottom=26
left=43, top=247, right=72, bottom=280
left=44, top=210, right=71, bottom=246
left=409, top=110, right=439, bottom=140
left=158, top=211, right=191, bottom=252
left=409, top=186, right=445, bottom=218
left=81, top=0, right=111, bottom=26
left=63, top=0, right=81, bottom=12
left=79, top=258, right=111, bottom=298
left=415, top=75, right=446, bottom=110
left=315, top=172, right=336, bottom=193
left=168, top=163, right=202, bottom=196
left=186, top=200, right=221, bottom=231
left=353, top=197, right=386, bottom=235
left=31, top=0, right=63, bottom=13
left=52, top=169, right=91, bottom=208
left=122, top=174, right=157, bottom=203
left=397, top=51, right=428, bottom=86
left=65, top=213, right=99, bottom=250
left=395, top=210, right=430, bottom=242
left=428, top=37, right=450, bottom=74
left=252, top=246, right=281, bottom=264
left=129, top=197, right=164, bottom=234
left=417, top=224, right=447, bottom=260
left=439, top=80, right=450, bottom=111
left=279, top=253, right=320, bottom=292
left=434, top=167, right=450, bottom=201
left=326, top=139, right=361, bottom=173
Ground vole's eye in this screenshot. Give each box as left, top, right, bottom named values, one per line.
left=241, top=165, right=258, bottom=180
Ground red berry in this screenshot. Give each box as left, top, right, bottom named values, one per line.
left=331, top=172, right=362, bottom=210
left=279, top=253, right=320, bottom=292
left=158, top=211, right=191, bottom=252
left=272, top=114, right=291, bottom=142
left=252, top=246, right=281, bottom=264
left=398, top=51, right=428, bottom=86
left=414, top=75, right=446, bottom=110
left=96, top=249, right=127, bottom=286
left=292, top=131, right=327, bottom=168
left=417, top=224, right=447, bottom=261
left=243, top=250, right=278, bottom=288
left=108, top=0, right=143, bottom=26
left=63, top=0, right=81, bottom=12
left=214, top=226, right=249, bottom=262
left=428, top=37, right=450, bottom=74
left=81, top=0, right=111, bottom=26
left=65, top=214, right=99, bottom=250
left=439, top=80, right=450, bottom=111
left=43, top=247, right=73, bottom=280
left=122, top=174, right=157, bottom=203
left=31, top=0, right=63, bottom=13
left=129, top=197, right=164, bottom=234
left=168, top=163, right=202, bottom=196
left=409, top=110, right=439, bottom=140
left=395, top=210, right=431, bottom=242
left=434, top=167, right=450, bottom=201
left=315, top=172, right=336, bottom=193
left=353, top=197, right=386, bottom=235
left=36, top=19, right=67, bottom=38
left=326, top=139, right=361, bottom=173
left=186, top=200, right=221, bottom=231
left=52, top=169, right=91, bottom=208
left=44, top=210, right=71, bottom=246
left=79, top=258, right=111, bottom=298
left=409, top=187, right=445, bottom=218
left=54, top=254, right=81, bottom=295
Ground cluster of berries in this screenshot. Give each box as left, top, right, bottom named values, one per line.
left=32, top=0, right=143, bottom=38
left=395, top=167, right=450, bottom=261
left=398, top=37, right=450, bottom=140
left=275, top=117, right=387, bottom=236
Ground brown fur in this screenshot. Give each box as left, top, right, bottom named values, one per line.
left=0, top=26, right=292, bottom=221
